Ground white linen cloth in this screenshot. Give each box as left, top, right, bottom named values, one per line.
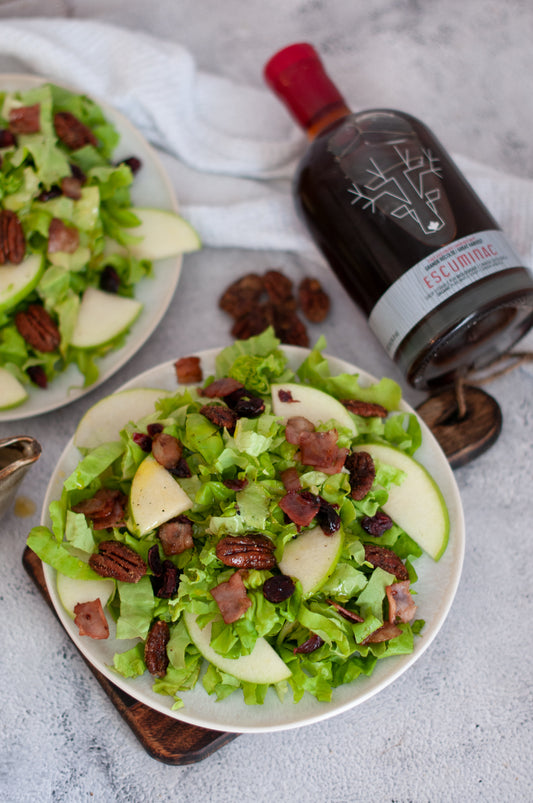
left=0, top=17, right=531, bottom=273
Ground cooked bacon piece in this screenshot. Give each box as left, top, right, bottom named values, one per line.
left=293, top=633, right=324, bottom=654
left=364, top=544, right=409, bottom=582
left=200, top=403, right=238, bottom=432
left=327, top=599, right=364, bottom=623
left=200, top=377, right=244, bottom=398
left=72, top=488, right=128, bottom=530
left=285, top=416, right=314, bottom=444
left=151, top=432, right=183, bottom=470
left=174, top=355, right=202, bottom=384
left=362, top=621, right=402, bottom=644
left=279, top=490, right=320, bottom=527
left=8, top=103, right=41, bottom=134
left=280, top=466, right=302, bottom=492
left=60, top=176, right=83, bottom=200
left=299, top=429, right=348, bottom=475
left=386, top=580, right=417, bottom=624
left=341, top=399, right=388, bottom=418
left=157, top=515, right=194, bottom=556
left=47, top=217, right=79, bottom=253
left=73, top=599, right=109, bottom=640
left=210, top=570, right=252, bottom=623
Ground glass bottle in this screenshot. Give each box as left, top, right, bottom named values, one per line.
left=264, top=43, right=533, bottom=390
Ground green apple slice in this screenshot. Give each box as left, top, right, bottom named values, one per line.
left=0, top=253, right=43, bottom=313
left=353, top=442, right=450, bottom=560
left=278, top=524, right=344, bottom=597
left=74, top=387, right=170, bottom=450
left=56, top=572, right=114, bottom=619
left=130, top=455, right=193, bottom=536
left=271, top=382, right=357, bottom=436
left=184, top=612, right=291, bottom=684
left=105, top=207, right=201, bottom=261
left=0, top=367, right=28, bottom=410
left=70, top=287, right=142, bottom=349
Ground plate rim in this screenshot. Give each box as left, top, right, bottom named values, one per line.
left=41, top=344, right=466, bottom=733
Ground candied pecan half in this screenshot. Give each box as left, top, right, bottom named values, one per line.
left=361, top=510, right=394, bottom=536
left=89, top=541, right=146, bottom=583
left=219, top=272, right=264, bottom=318
left=363, top=544, right=409, bottom=582
left=54, top=111, right=97, bottom=150
left=263, top=269, right=295, bottom=304
left=216, top=534, right=277, bottom=570
left=144, top=620, right=170, bottom=677
left=0, top=209, right=25, bottom=264
left=15, top=304, right=61, bottom=353
left=175, top=355, right=203, bottom=384
left=298, top=277, right=330, bottom=323
left=345, top=450, right=375, bottom=501
left=8, top=104, right=41, bottom=134
left=48, top=217, right=79, bottom=253
left=271, top=305, right=309, bottom=347
left=231, top=308, right=270, bottom=341
left=200, top=403, right=238, bottom=432
left=341, top=399, right=388, bottom=418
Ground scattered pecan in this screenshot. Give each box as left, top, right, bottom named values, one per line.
left=363, top=544, right=409, bottom=582
left=361, top=510, right=394, bottom=536
left=345, top=450, right=375, bottom=501
left=200, top=403, right=238, bottom=432
left=89, top=540, right=146, bottom=583
left=341, top=399, right=388, bottom=418
left=54, top=111, right=97, bottom=150
left=144, top=620, right=170, bottom=677
left=175, top=355, right=203, bottom=384
left=15, top=304, right=61, bottom=353
left=263, top=269, right=295, bottom=304
left=231, top=307, right=270, bottom=341
left=8, top=103, right=41, bottom=134
left=298, top=277, right=330, bottom=323
left=270, top=303, right=309, bottom=347
left=48, top=217, right=79, bottom=253
left=219, top=272, right=265, bottom=317
left=293, top=633, right=324, bottom=654
left=216, top=534, right=277, bottom=570
left=0, top=209, right=25, bottom=264
left=262, top=574, right=295, bottom=603
left=151, top=432, right=183, bottom=470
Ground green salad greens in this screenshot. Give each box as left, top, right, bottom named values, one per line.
left=28, top=330, right=429, bottom=709
left=0, top=82, right=152, bottom=395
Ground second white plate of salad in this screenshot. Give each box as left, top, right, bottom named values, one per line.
left=31, top=333, right=465, bottom=733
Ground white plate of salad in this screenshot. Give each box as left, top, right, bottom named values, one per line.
left=28, top=331, right=465, bottom=733
left=0, top=74, right=199, bottom=421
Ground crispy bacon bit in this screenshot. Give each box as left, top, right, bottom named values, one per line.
left=362, top=621, right=402, bottom=644
left=293, top=633, right=324, bottom=654
left=210, top=570, right=252, bottom=623
left=175, top=355, right=203, bottom=384
left=341, top=399, right=388, bottom=418
left=299, top=429, right=349, bottom=475
left=361, top=510, right=394, bottom=536
left=60, top=175, right=83, bottom=200
left=8, top=103, right=40, bottom=134
left=222, top=477, right=249, bottom=491
left=72, top=488, right=128, bottom=530
left=73, top=599, right=109, bottom=640
left=200, top=377, right=244, bottom=398
left=158, top=515, right=194, bottom=556
left=47, top=217, right=79, bottom=253
left=279, top=490, right=320, bottom=528
left=327, top=599, right=364, bottom=623
left=200, top=403, right=238, bottom=432
left=54, top=111, right=97, bottom=150
left=285, top=416, right=314, bottom=445
left=280, top=466, right=302, bottom=492
left=144, top=620, right=170, bottom=677
left=345, top=450, right=376, bottom=501
left=151, top=432, right=183, bottom=470
left=364, top=544, right=409, bottom=582
left=386, top=580, right=417, bottom=624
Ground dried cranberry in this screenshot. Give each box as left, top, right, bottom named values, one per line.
left=169, top=457, right=192, bottom=478
left=263, top=575, right=295, bottom=603
left=132, top=432, right=152, bottom=452
left=223, top=478, right=249, bottom=491
left=361, top=510, right=394, bottom=536
left=147, top=423, right=164, bottom=437
left=0, top=129, right=16, bottom=148
left=233, top=393, right=265, bottom=418
left=26, top=365, right=48, bottom=388
left=316, top=498, right=341, bottom=535
left=36, top=186, right=62, bottom=202
left=147, top=544, right=164, bottom=575
left=69, top=163, right=86, bottom=183
left=119, top=156, right=142, bottom=174
left=293, top=633, right=324, bottom=654
left=151, top=561, right=180, bottom=598
left=99, top=265, right=121, bottom=294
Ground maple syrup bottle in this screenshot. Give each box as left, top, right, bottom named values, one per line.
left=264, top=43, right=533, bottom=390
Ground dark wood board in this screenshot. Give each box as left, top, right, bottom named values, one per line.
left=22, top=546, right=237, bottom=765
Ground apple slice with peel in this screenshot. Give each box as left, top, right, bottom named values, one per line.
left=184, top=612, right=291, bottom=684
left=271, top=382, right=357, bottom=436
left=74, top=387, right=170, bottom=450
left=353, top=442, right=450, bottom=560
left=130, top=455, right=193, bottom=536
left=105, top=208, right=201, bottom=261
left=56, top=572, right=115, bottom=619
left=0, top=253, right=43, bottom=313
left=70, top=287, right=142, bottom=349
left=278, top=524, right=344, bottom=597
left=0, top=367, right=28, bottom=410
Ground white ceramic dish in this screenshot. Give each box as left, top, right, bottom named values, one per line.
left=40, top=346, right=465, bottom=734
left=0, top=74, right=182, bottom=422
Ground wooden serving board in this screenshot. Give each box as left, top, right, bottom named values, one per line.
left=22, top=546, right=237, bottom=765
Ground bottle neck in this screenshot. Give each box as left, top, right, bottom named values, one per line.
left=305, top=101, right=351, bottom=140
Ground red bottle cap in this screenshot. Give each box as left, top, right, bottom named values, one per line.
left=264, top=43, right=347, bottom=130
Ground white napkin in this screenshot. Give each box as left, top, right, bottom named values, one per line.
left=0, top=17, right=531, bottom=269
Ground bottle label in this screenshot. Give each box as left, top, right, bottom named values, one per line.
left=368, top=229, right=523, bottom=358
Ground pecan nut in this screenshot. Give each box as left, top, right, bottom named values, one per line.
left=345, top=450, right=376, bottom=501
left=298, top=277, right=330, bottom=323
left=54, top=111, right=97, bottom=150
left=89, top=540, right=147, bottom=583
left=144, top=620, right=170, bottom=677
left=0, top=209, right=25, bottom=264
left=8, top=104, right=41, bottom=134
left=363, top=544, right=409, bottom=582
left=15, top=304, right=61, bottom=353
left=216, top=534, right=277, bottom=570
left=341, top=399, right=388, bottom=418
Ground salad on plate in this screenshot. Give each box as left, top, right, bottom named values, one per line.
left=28, top=329, right=453, bottom=713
